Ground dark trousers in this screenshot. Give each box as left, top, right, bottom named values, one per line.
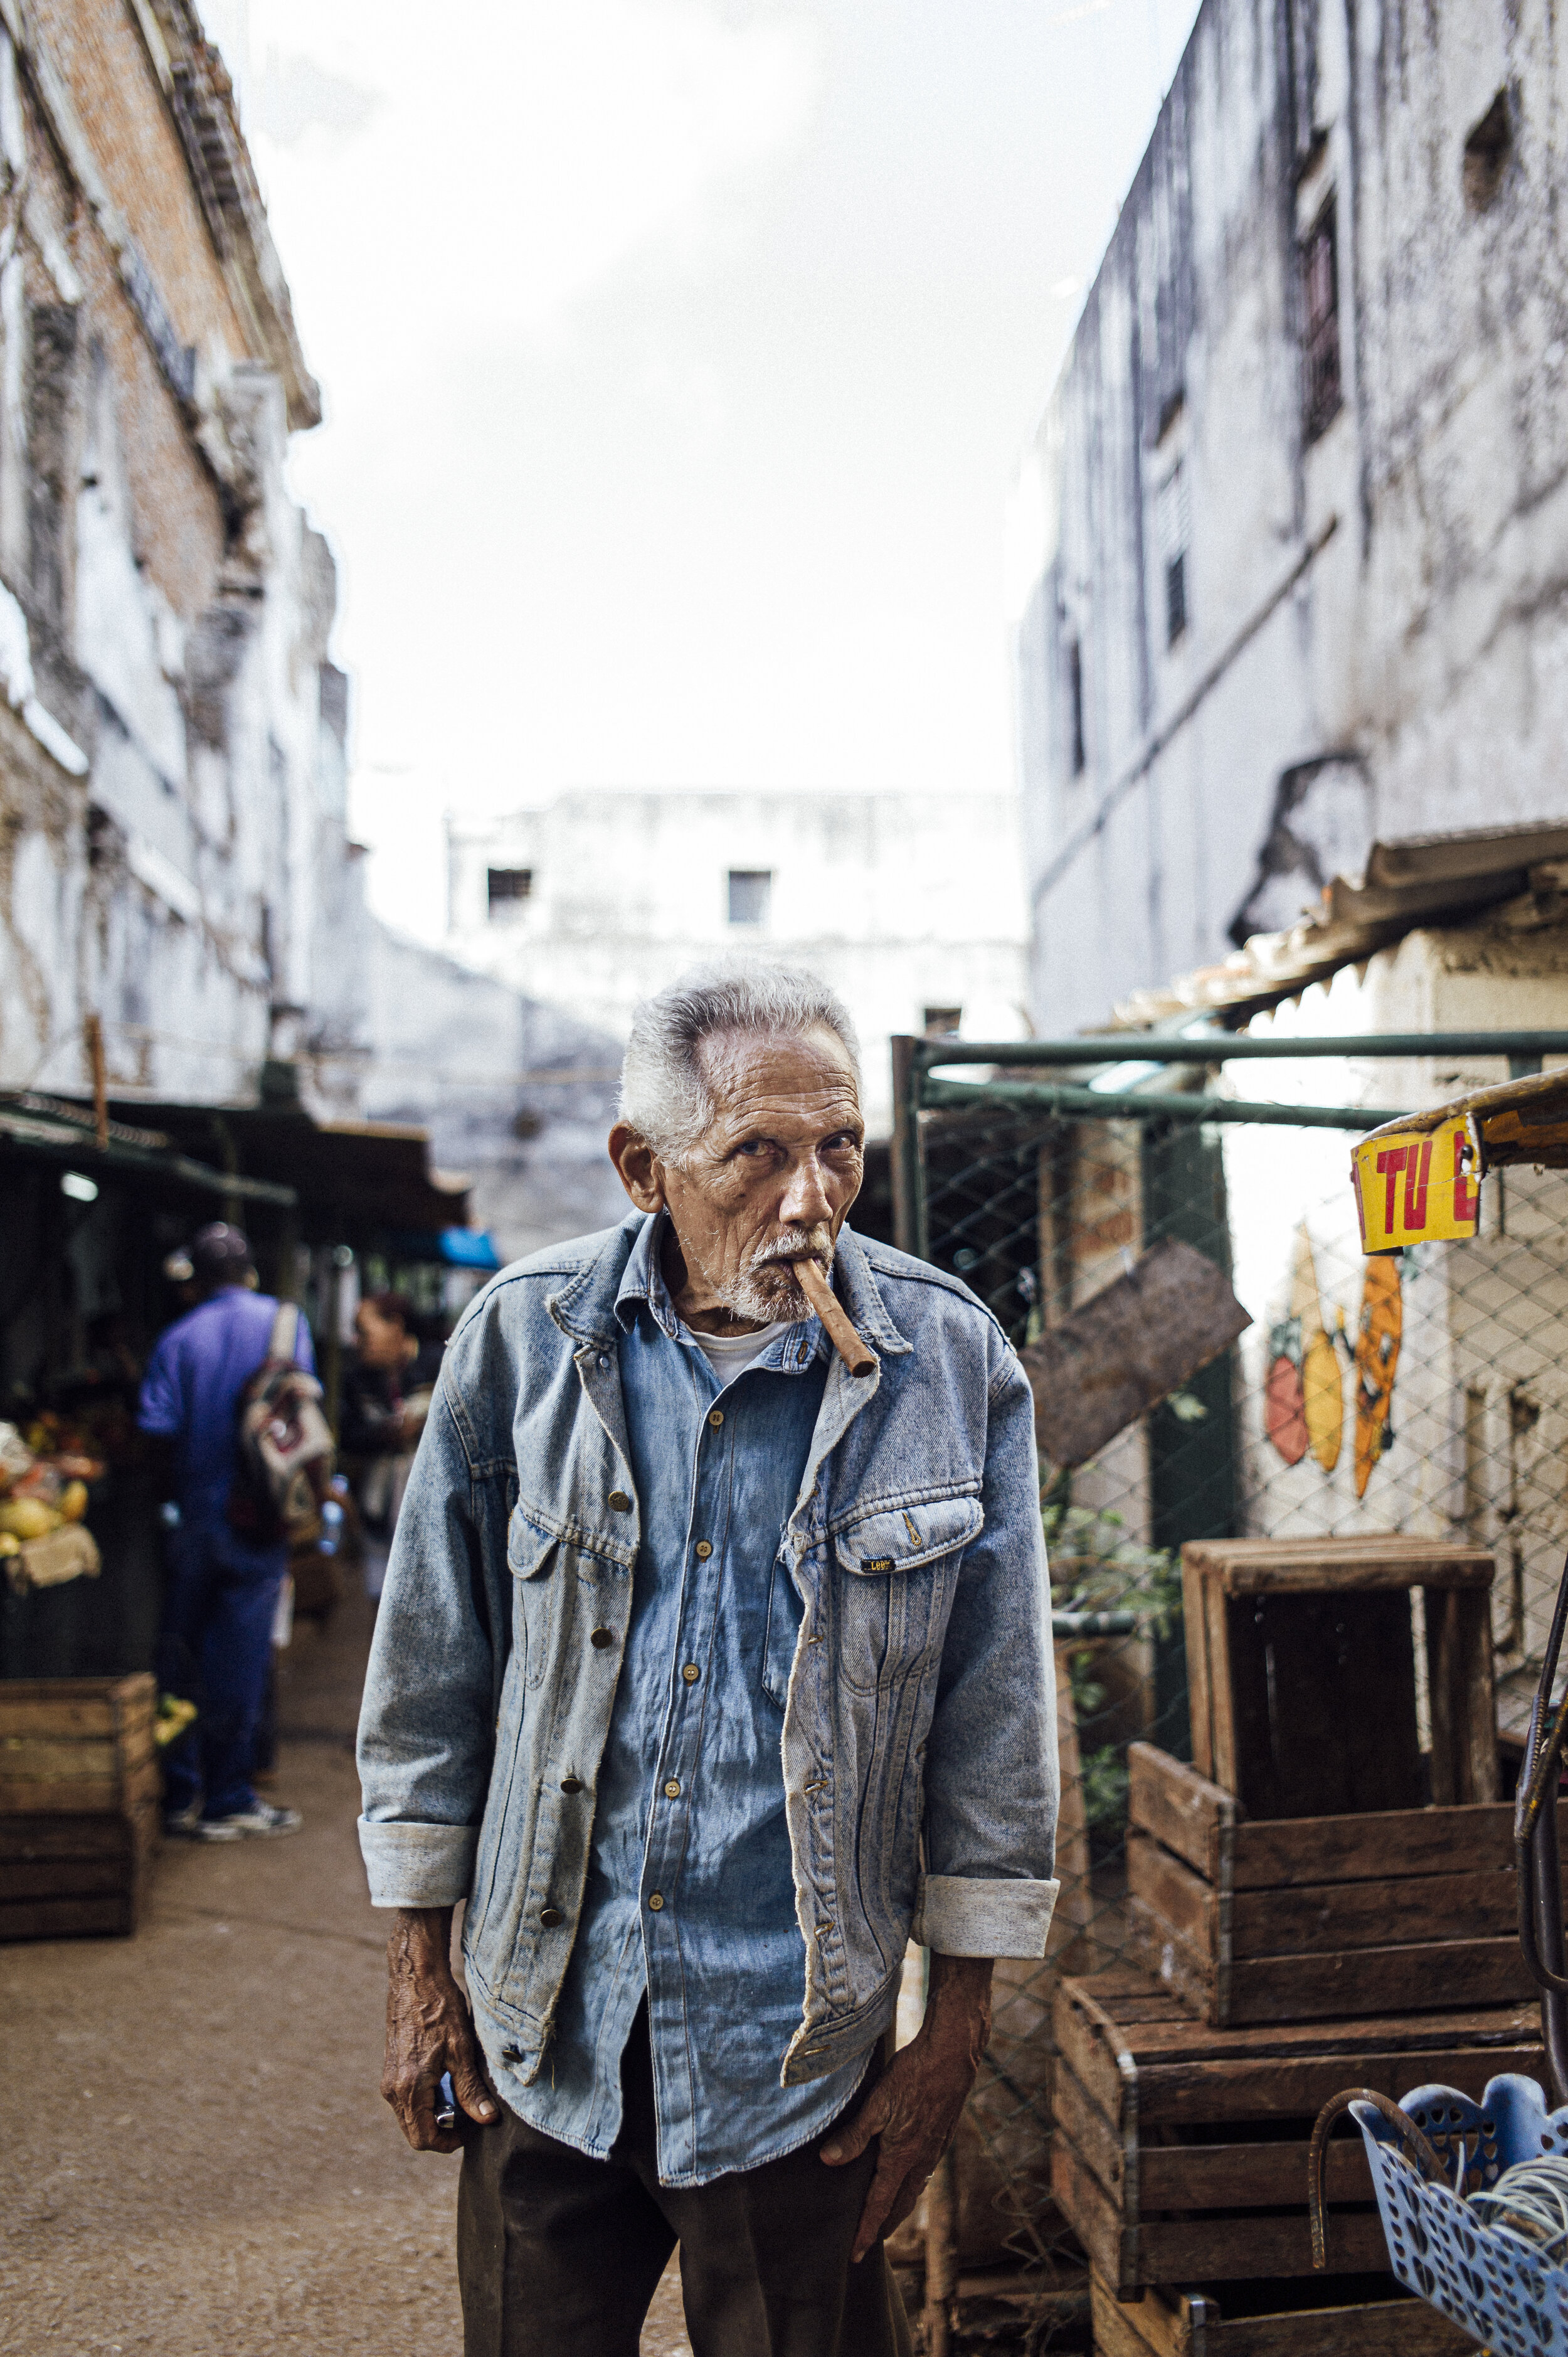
left=458, top=2008, right=914, bottom=2357
left=157, top=1516, right=287, bottom=1819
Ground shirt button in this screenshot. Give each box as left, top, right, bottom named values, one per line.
left=540, top=1907, right=563, bottom=1927
left=590, top=1627, right=615, bottom=1649
left=647, top=1891, right=665, bottom=1912
left=608, top=1489, right=632, bottom=1512
left=682, top=1663, right=701, bottom=1684
left=663, top=1778, right=681, bottom=1799
left=560, top=1776, right=583, bottom=1794
left=694, top=1540, right=712, bottom=1559
left=597, top=1353, right=611, bottom=1370
left=707, top=1408, right=724, bottom=1428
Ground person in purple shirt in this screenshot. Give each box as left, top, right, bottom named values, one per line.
left=138, top=1222, right=309, bottom=1843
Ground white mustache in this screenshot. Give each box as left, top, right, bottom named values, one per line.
left=748, top=1228, right=830, bottom=1273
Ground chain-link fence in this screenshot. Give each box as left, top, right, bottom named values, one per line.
left=889, top=1032, right=1568, bottom=2305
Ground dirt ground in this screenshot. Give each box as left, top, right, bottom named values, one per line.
left=0, top=1591, right=692, bottom=2356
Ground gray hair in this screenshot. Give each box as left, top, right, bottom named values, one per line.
left=618, top=961, right=861, bottom=1164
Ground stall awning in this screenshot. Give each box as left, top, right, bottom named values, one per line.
left=0, top=1095, right=297, bottom=1204
left=1353, top=1069, right=1568, bottom=1250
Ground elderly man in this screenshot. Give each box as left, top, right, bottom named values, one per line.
left=357, top=966, right=1057, bottom=2357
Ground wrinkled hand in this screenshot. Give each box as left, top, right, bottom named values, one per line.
left=820, top=1952, right=993, bottom=2262
left=381, top=1905, right=499, bottom=2153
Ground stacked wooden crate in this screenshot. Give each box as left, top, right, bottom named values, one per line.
left=1053, top=1537, right=1539, bottom=2357
left=0, top=1672, right=159, bottom=1939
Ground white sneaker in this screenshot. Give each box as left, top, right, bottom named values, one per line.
left=166, top=1810, right=243, bottom=1842
left=205, top=1801, right=302, bottom=1839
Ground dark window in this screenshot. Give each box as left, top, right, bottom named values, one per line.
left=1302, top=200, right=1342, bottom=443
left=728, top=869, right=771, bottom=925
left=487, top=868, right=532, bottom=913
left=923, top=1007, right=962, bottom=1038
left=1068, top=638, right=1086, bottom=775
left=1165, top=551, right=1187, bottom=646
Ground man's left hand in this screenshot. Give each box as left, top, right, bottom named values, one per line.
left=819, top=1952, right=993, bottom=2263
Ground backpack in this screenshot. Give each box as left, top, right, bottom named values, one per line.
left=228, top=1301, right=336, bottom=1547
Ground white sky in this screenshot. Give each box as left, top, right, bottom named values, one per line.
left=201, top=0, right=1202, bottom=943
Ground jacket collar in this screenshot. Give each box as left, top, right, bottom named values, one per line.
left=547, top=1210, right=913, bottom=1359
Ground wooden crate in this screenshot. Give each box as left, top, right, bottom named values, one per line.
left=0, top=1673, right=157, bottom=1814
left=1125, top=1742, right=1554, bottom=2027
left=0, top=1799, right=160, bottom=1937
left=0, top=1675, right=159, bottom=1940
left=1051, top=1969, right=1546, bottom=2296
left=1091, top=2269, right=1475, bottom=2357
left=1182, top=1539, right=1497, bottom=1816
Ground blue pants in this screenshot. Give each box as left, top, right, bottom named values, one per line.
left=158, top=1517, right=287, bottom=1821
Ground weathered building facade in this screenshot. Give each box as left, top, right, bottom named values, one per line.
left=1014, top=0, right=1568, bottom=1031
left=0, top=0, right=366, bottom=1110
left=447, top=789, right=1029, bottom=1137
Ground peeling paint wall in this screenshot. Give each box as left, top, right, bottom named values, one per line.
left=0, top=3, right=361, bottom=1112
left=1015, top=0, right=1568, bottom=1032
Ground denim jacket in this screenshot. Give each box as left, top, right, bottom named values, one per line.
left=357, top=1213, right=1059, bottom=2090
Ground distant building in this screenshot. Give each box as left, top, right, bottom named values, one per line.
left=1012, top=0, right=1568, bottom=1033
left=0, top=0, right=365, bottom=1110
left=447, top=790, right=1030, bottom=1135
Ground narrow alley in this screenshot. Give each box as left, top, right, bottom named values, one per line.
left=0, top=1595, right=691, bottom=2356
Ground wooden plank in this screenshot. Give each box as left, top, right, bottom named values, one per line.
left=1229, top=1801, right=1521, bottom=1889
left=1127, top=1894, right=1217, bottom=2021
left=1231, top=1866, right=1515, bottom=1956
left=1183, top=1539, right=1495, bottom=1595
left=1053, top=2056, right=1124, bottom=2201
left=0, top=1724, right=156, bottom=1780
left=0, top=1674, right=154, bottom=1731
left=1138, top=2045, right=1547, bottom=2126
left=0, top=1755, right=161, bottom=1816
left=1185, top=1555, right=1215, bottom=1782
left=1, top=1857, right=135, bottom=1899
left=1135, top=2208, right=1389, bottom=2283
left=0, top=1893, right=134, bottom=1940
left=1052, top=2124, right=1128, bottom=2289
left=1138, top=2134, right=1371, bottom=2210
left=1227, top=1935, right=1534, bottom=2025
left=1128, top=1831, right=1216, bottom=1947
left=1092, top=2278, right=1174, bottom=2357
left=1066, top=1978, right=1539, bottom=2058
left=1222, top=1590, right=1425, bottom=1819
left=1424, top=1587, right=1497, bottom=1806
left=1056, top=1980, right=1140, bottom=2133
left=0, top=1696, right=119, bottom=1737
left=1129, top=1745, right=1236, bottom=1880
left=1205, top=1575, right=1237, bottom=1794
left=0, top=1814, right=144, bottom=1860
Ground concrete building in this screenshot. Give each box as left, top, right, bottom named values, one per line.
left=1012, top=0, right=1568, bottom=1033
left=0, top=0, right=366, bottom=1112
left=447, top=789, right=1030, bottom=1136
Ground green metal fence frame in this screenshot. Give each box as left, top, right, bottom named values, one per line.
left=888, top=1031, right=1568, bottom=1262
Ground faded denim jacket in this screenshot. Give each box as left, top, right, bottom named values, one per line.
left=357, top=1212, right=1059, bottom=2090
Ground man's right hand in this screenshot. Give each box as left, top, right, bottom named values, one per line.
left=381, top=1905, right=499, bottom=2152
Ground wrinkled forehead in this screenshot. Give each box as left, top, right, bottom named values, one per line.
left=694, top=1024, right=862, bottom=1126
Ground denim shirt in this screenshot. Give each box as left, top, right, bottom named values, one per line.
left=507, top=1215, right=866, bottom=2181
left=358, top=1213, right=1059, bottom=2105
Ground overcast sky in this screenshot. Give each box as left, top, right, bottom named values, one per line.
left=201, top=0, right=1201, bottom=942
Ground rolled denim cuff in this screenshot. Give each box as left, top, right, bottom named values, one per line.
left=358, top=1816, right=479, bottom=1908
left=912, top=1873, right=1059, bottom=1959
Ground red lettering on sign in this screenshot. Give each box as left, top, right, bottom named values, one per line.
left=1377, top=1146, right=1409, bottom=1233
left=1453, top=1128, right=1479, bottom=1225
left=1404, top=1137, right=1433, bottom=1230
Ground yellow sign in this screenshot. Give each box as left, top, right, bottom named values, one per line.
left=1352, top=1116, right=1481, bottom=1252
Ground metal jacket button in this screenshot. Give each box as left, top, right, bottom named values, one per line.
left=560, top=1776, right=583, bottom=1794
left=608, top=1490, right=632, bottom=1512
left=663, top=1778, right=681, bottom=1798
left=540, top=1907, right=563, bottom=1927
left=647, top=1891, right=664, bottom=1912
left=681, top=1663, right=701, bottom=1683
left=707, top=1409, right=724, bottom=1428
left=694, top=1540, right=712, bottom=1559
left=590, top=1627, right=615, bottom=1649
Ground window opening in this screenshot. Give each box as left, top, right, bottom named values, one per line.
left=1463, top=88, right=1512, bottom=211
left=1156, top=464, right=1190, bottom=649
left=727, top=870, right=771, bottom=926
left=1302, top=199, right=1342, bottom=442
left=923, top=1007, right=963, bottom=1040
left=1068, top=638, right=1086, bottom=775
left=487, top=868, right=533, bottom=914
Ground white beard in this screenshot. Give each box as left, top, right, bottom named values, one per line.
left=711, top=1224, right=827, bottom=1324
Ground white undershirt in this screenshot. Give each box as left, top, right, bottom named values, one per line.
left=691, top=1318, right=796, bottom=1381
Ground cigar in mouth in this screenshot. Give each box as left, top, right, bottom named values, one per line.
left=790, top=1254, right=877, bottom=1378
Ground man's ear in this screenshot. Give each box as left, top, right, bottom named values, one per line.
left=608, top=1123, right=665, bottom=1215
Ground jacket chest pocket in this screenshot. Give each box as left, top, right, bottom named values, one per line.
left=508, top=1508, right=559, bottom=1692
left=830, top=1492, right=983, bottom=1695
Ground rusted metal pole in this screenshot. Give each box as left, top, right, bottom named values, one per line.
left=83, top=1013, right=108, bottom=1149
left=923, top=2147, right=957, bottom=2357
